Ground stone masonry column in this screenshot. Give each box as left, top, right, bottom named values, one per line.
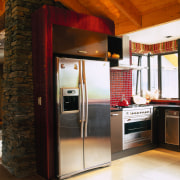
left=2, top=0, right=63, bottom=177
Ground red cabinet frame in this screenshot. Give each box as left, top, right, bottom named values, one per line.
left=32, top=5, right=114, bottom=179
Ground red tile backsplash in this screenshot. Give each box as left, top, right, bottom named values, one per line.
left=110, top=69, right=132, bottom=106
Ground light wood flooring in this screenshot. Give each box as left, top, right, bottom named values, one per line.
left=66, top=148, right=180, bottom=180
left=0, top=148, right=180, bottom=180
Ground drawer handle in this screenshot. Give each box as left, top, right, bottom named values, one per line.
left=111, top=114, right=119, bottom=116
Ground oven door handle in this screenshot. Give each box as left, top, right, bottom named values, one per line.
left=111, top=113, right=119, bottom=116
left=128, top=127, right=143, bottom=131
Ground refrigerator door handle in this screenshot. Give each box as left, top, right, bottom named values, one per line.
left=84, top=83, right=88, bottom=137
left=83, top=61, right=88, bottom=138
left=80, top=83, right=84, bottom=138
left=79, top=62, right=84, bottom=138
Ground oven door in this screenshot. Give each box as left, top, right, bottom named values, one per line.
left=123, top=120, right=152, bottom=150
left=125, top=120, right=151, bottom=134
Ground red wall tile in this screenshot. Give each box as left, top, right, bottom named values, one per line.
left=110, top=70, right=132, bottom=106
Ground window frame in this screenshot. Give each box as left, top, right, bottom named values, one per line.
left=132, top=51, right=179, bottom=99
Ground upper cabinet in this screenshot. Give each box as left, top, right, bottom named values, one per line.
left=53, top=25, right=108, bottom=59
left=108, top=35, right=134, bottom=69
left=108, top=36, right=122, bottom=60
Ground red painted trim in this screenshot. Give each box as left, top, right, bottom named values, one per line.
left=32, top=5, right=114, bottom=180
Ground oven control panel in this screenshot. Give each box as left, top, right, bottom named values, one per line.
left=123, top=106, right=153, bottom=123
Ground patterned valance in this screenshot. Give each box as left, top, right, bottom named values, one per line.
left=131, top=40, right=178, bottom=54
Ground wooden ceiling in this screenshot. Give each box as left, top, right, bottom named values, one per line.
left=0, top=0, right=180, bottom=35
left=55, top=0, right=180, bottom=35
left=0, top=0, right=5, bottom=32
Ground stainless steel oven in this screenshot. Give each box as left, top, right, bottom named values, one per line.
left=122, top=106, right=153, bottom=150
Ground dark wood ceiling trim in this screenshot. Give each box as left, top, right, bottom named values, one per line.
left=0, top=13, right=5, bottom=32
left=110, top=0, right=142, bottom=27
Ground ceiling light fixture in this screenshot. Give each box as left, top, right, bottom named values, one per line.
left=165, top=35, right=173, bottom=38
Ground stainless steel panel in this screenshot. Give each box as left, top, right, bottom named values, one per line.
left=56, top=58, right=84, bottom=178
left=123, top=130, right=152, bottom=150
left=57, top=57, right=80, bottom=89
left=122, top=106, right=153, bottom=150
left=110, top=111, right=123, bottom=153
left=83, top=60, right=111, bottom=169
left=53, top=25, right=107, bottom=58
left=165, top=111, right=179, bottom=145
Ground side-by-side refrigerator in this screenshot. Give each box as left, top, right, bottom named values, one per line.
left=55, top=57, right=111, bottom=179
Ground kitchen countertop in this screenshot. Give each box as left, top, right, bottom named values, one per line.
left=151, top=104, right=180, bottom=109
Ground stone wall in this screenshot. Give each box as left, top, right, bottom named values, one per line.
left=0, top=64, right=3, bottom=128
left=2, top=0, right=64, bottom=177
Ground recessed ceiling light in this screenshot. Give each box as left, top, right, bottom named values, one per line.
left=165, top=35, right=173, bottom=38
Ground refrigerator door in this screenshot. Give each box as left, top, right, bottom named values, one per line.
left=83, top=60, right=111, bottom=169
left=56, top=58, right=84, bottom=178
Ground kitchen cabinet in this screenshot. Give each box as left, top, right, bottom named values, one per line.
left=110, top=111, right=122, bottom=153
left=53, top=25, right=108, bottom=59
left=32, top=5, right=114, bottom=180
left=108, top=36, right=122, bottom=67
left=153, top=106, right=180, bottom=151
left=153, top=107, right=165, bottom=145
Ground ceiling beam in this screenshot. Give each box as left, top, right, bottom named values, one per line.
left=142, top=3, right=180, bottom=28
left=115, top=20, right=139, bottom=35
left=77, top=0, right=120, bottom=21
left=54, top=0, right=91, bottom=15
left=110, top=0, right=142, bottom=27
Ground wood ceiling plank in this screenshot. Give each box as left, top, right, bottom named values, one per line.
left=115, top=20, right=139, bottom=35
left=0, top=0, right=5, bottom=17
left=77, top=0, right=118, bottom=21
left=142, top=3, right=180, bottom=28
left=98, top=0, right=128, bottom=21
left=55, top=0, right=91, bottom=14
left=110, top=0, right=142, bottom=27
left=130, top=0, right=177, bottom=14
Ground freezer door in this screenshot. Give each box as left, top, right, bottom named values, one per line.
left=83, top=60, right=111, bottom=169
left=56, top=58, right=84, bottom=178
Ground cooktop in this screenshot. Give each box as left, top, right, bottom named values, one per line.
left=111, top=104, right=150, bottom=111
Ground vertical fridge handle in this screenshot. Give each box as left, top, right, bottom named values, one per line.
left=84, top=85, right=88, bottom=137
left=79, top=61, right=84, bottom=138
left=83, top=61, right=88, bottom=138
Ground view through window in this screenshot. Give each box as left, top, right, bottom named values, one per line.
left=132, top=52, right=178, bottom=99
left=161, top=53, right=178, bottom=98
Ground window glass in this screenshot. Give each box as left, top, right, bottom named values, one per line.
left=141, top=56, right=148, bottom=96
left=161, top=53, right=178, bottom=98
left=150, top=55, right=158, bottom=92
left=132, top=56, right=139, bottom=95
left=132, top=56, right=148, bottom=96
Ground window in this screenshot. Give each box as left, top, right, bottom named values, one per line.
left=161, top=53, right=178, bottom=98
left=150, top=55, right=158, bottom=92
left=132, top=56, right=139, bottom=95
left=132, top=52, right=179, bottom=99
left=132, top=55, right=148, bottom=96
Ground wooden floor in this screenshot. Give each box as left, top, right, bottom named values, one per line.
left=0, top=148, right=180, bottom=180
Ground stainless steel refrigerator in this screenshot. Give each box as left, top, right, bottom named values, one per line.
left=55, top=57, right=111, bottom=179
